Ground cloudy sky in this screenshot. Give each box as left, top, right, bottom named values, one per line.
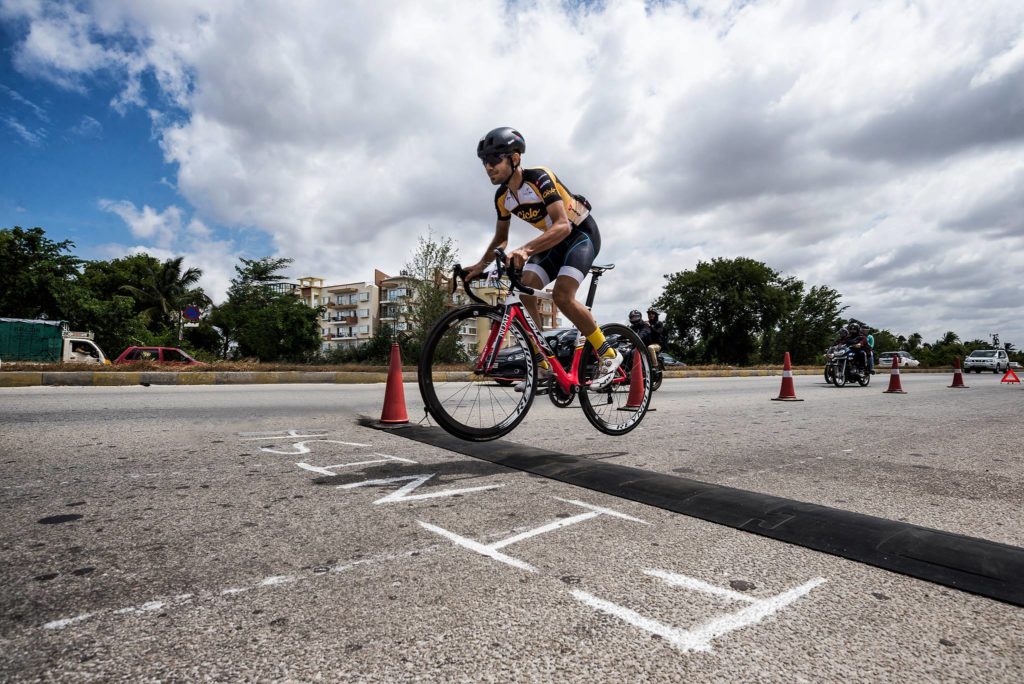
left=2, top=0, right=1022, bottom=346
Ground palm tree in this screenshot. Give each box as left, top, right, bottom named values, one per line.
left=907, top=332, right=923, bottom=352
left=940, top=331, right=960, bottom=346
left=121, top=256, right=210, bottom=331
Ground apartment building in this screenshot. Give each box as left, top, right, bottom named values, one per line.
left=377, top=269, right=417, bottom=334
left=296, top=276, right=380, bottom=351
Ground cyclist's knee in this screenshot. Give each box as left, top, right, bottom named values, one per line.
left=551, top=277, right=579, bottom=309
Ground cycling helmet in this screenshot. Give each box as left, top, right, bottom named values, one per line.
left=848, top=323, right=861, bottom=334
left=628, top=309, right=643, bottom=323
left=839, top=327, right=849, bottom=339
left=477, top=127, right=526, bottom=159
left=647, top=307, right=658, bottom=315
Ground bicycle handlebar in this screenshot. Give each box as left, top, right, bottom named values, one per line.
left=492, top=248, right=535, bottom=295
left=450, top=248, right=535, bottom=304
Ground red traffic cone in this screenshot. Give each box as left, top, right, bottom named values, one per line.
left=1001, top=368, right=1021, bottom=384
left=771, top=352, right=803, bottom=401
left=883, top=352, right=907, bottom=394
left=949, top=357, right=968, bottom=388
left=380, top=343, right=409, bottom=424
left=618, top=349, right=650, bottom=411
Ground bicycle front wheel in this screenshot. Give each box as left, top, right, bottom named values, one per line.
left=418, top=305, right=536, bottom=441
left=578, top=323, right=652, bottom=436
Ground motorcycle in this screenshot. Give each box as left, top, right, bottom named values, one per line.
left=824, top=344, right=870, bottom=387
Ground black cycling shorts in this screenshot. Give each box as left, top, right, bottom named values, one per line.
left=523, top=215, right=601, bottom=287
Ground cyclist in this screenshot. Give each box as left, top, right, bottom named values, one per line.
left=646, top=308, right=665, bottom=366
left=465, top=127, right=622, bottom=390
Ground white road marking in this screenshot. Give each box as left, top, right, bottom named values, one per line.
left=572, top=572, right=826, bottom=653
left=644, top=569, right=757, bottom=603
left=418, top=499, right=648, bottom=572
left=42, top=546, right=440, bottom=631
left=259, top=440, right=372, bottom=455
left=338, top=474, right=503, bottom=504
left=238, top=430, right=331, bottom=440
left=295, top=453, right=418, bottom=476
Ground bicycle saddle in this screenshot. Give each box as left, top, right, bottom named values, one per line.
left=590, top=264, right=615, bottom=275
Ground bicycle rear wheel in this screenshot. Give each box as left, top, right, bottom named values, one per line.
left=418, top=305, right=536, bottom=441
left=578, top=323, right=652, bottom=435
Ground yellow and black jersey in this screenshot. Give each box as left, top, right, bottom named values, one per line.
left=494, top=167, right=591, bottom=231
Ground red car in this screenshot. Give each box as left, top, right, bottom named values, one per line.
left=114, top=346, right=202, bottom=365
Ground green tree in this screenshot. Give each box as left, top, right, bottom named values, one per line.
left=403, top=231, right=462, bottom=362
left=0, top=226, right=81, bottom=318
left=78, top=254, right=163, bottom=317
left=773, top=285, right=846, bottom=364
left=906, top=332, right=923, bottom=352
left=655, top=257, right=799, bottom=365
left=213, top=257, right=322, bottom=361
left=119, top=256, right=210, bottom=336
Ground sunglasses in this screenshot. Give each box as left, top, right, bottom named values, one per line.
left=481, top=154, right=508, bottom=167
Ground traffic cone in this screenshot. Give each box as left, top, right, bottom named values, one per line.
left=949, top=357, right=968, bottom=388
left=618, top=350, right=651, bottom=411
left=1001, top=368, right=1021, bottom=384
left=379, top=343, right=409, bottom=423
left=883, top=352, right=907, bottom=394
left=771, top=352, right=803, bottom=401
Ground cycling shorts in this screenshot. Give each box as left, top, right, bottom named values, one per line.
left=523, top=215, right=600, bottom=287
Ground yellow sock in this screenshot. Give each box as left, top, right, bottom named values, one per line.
left=525, top=338, right=551, bottom=370
left=538, top=357, right=550, bottom=370
left=586, top=329, right=617, bottom=358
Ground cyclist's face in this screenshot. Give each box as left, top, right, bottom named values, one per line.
left=483, top=154, right=513, bottom=184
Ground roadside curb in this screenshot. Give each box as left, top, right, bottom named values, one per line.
left=0, top=368, right=944, bottom=387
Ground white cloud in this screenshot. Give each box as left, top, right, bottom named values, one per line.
left=70, top=114, right=102, bottom=137
left=3, top=115, right=45, bottom=145
left=6, top=0, right=1024, bottom=344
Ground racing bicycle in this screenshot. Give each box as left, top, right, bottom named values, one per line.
left=417, top=248, right=653, bottom=441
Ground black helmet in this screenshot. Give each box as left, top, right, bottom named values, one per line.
left=839, top=327, right=849, bottom=339
left=647, top=307, right=658, bottom=316
left=477, top=127, right=526, bottom=159
left=849, top=323, right=861, bottom=334
left=629, top=309, right=643, bottom=323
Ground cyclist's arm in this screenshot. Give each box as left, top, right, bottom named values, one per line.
left=517, top=200, right=571, bottom=259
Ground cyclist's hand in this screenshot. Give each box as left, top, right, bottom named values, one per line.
left=508, top=247, right=530, bottom=269
left=464, top=261, right=488, bottom=281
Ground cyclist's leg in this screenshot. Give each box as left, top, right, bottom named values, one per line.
left=555, top=219, right=621, bottom=388
left=648, top=343, right=661, bottom=366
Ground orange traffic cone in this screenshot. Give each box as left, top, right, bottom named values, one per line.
left=883, top=352, right=907, bottom=394
left=1001, top=368, right=1021, bottom=384
left=618, top=350, right=651, bottom=411
left=380, top=343, right=409, bottom=423
left=949, top=357, right=968, bottom=388
left=771, top=352, right=803, bottom=401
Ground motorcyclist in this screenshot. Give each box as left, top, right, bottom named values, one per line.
left=831, top=327, right=850, bottom=348
left=846, top=323, right=869, bottom=374
left=628, top=309, right=652, bottom=344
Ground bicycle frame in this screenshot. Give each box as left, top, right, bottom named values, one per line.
left=476, top=291, right=584, bottom=394
left=453, top=248, right=627, bottom=396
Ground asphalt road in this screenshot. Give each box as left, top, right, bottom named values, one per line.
left=1, top=373, right=1022, bottom=681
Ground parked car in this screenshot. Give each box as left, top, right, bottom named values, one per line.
left=114, top=346, right=202, bottom=365
left=877, top=351, right=920, bottom=368
left=485, top=328, right=631, bottom=385
left=660, top=352, right=687, bottom=367
left=963, top=349, right=1010, bottom=373
left=1011, top=361, right=1022, bottom=370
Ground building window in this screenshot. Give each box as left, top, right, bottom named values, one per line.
left=359, top=292, right=370, bottom=301
left=358, top=325, right=369, bottom=334
left=396, top=322, right=408, bottom=331
left=357, top=308, right=369, bottom=318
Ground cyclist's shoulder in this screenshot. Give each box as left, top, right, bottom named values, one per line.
left=522, top=166, right=559, bottom=184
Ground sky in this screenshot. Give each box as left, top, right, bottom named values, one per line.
left=1, top=0, right=1022, bottom=347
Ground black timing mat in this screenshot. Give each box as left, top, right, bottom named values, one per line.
left=365, top=420, right=1024, bottom=608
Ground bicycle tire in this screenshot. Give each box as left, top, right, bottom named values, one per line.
left=578, top=323, right=652, bottom=435
left=418, top=305, right=536, bottom=441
